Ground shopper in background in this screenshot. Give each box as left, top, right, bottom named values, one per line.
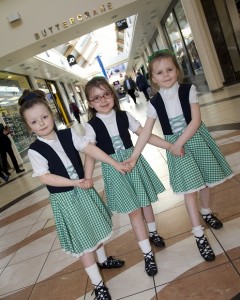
left=136, top=71, right=150, bottom=101
left=0, top=163, right=9, bottom=183
left=0, top=123, right=25, bottom=175
left=123, top=75, right=137, bottom=104
left=69, top=101, right=81, bottom=124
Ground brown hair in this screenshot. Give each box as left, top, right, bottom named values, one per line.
left=148, top=51, right=183, bottom=90
left=18, top=90, right=52, bottom=127
left=84, top=76, right=121, bottom=120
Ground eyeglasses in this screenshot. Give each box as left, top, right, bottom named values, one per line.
left=89, top=91, right=112, bottom=103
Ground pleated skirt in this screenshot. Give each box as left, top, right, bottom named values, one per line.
left=165, top=123, right=234, bottom=194
left=50, top=187, right=112, bottom=257
left=102, top=147, right=165, bottom=213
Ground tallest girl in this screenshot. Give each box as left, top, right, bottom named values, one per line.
left=128, top=50, right=233, bottom=262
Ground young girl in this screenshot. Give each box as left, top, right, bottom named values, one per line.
left=84, top=76, right=172, bottom=277
left=18, top=90, right=130, bottom=300
left=127, top=50, right=234, bottom=262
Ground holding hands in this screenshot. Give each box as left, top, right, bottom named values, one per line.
left=169, top=143, right=185, bottom=157
left=113, top=161, right=132, bottom=174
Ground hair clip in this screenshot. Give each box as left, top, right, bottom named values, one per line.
left=148, top=49, right=175, bottom=62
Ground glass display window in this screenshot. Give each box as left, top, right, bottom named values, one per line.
left=0, top=72, right=35, bottom=155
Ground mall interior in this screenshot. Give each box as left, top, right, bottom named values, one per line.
left=0, top=0, right=240, bottom=299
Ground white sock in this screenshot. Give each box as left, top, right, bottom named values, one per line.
left=147, top=222, right=157, bottom=233
left=201, top=208, right=212, bottom=215
left=138, top=239, right=152, bottom=254
left=191, top=225, right=204, bottom=238
left=85, top=263, right=103, bottom=286
left=96, top=246, right=107, bottom=264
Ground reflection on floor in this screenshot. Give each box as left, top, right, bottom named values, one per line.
left=0, top=83, right=240, bottom=300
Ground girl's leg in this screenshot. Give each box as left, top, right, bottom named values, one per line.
left=129, top=208, right=157, bottom=276
left=81, top=251, right=111, bottom=300
left=199, top=187, right=223, bottom=229
left=184, top=192, right=215, bottom=262
left=142, top=205, right=165, bottom=248
left=96, top=244, right=124, bottom=269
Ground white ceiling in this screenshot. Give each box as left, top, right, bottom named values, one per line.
left=1, top=0, right=171, bottom=84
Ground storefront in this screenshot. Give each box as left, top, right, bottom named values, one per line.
left=0, top=71, right=35, bottom=156
left=161, top=0, right=208, bottom=92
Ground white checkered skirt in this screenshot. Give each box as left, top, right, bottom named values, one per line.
left=102, top=147, right=165, bottom=213
left=50, top=187, right=112, bottom=257
left=166, top=123, right=234, bottom=194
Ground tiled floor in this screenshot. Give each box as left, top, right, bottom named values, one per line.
left=0, top=84, right=240, bottom=300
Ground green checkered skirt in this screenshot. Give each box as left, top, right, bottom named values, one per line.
left=102, top=147, right=165, bottom=213
left=50, top=187, right=112, bottom=257
left=166, top=123, right=234, bottom=194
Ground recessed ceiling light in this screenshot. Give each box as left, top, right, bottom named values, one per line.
left=111, top=15, right=118, bottom=19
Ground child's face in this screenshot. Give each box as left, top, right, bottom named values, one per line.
left=24, top=103, right=55, bottom=139
left=151, top=57, right=178, bottom=89
left=88, top=85, right=114, bottom=115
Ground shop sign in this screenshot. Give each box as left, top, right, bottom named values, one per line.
left=34, top=2, right=113, bottom=40
left=0, top=86, right=19, bottom=92
left=67, top=55, right=77, bottom=66
left=116, top=19, right=128, bottom=31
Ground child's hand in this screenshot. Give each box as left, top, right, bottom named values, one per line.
left=76, top=178, right=93, bottom=189
left=169, top=144, right=185, bottom=157
left=124, top=156, right=138, bottom=169
left=114, top=162, right=132, bottom=174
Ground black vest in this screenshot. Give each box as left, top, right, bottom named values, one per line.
left=88, top=111, right=133, bottom=154
left=150, top=84, right=192, bottom=135
left=29, top=129, right=84, bottom=193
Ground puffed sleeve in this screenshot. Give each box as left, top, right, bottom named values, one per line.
left=28, top=149, right=50, bottom=177
left=189, top=85, right=199, bottom=104
left=71, top=128, right=90, bottom=151
left=84, top=123, right=97, bottom=144
left=146, top=101, right=158, bottom=119
left=126, top=111, right=141, bottom=133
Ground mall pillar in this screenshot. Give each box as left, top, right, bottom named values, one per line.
left=181, top=0, right=224, bottom=91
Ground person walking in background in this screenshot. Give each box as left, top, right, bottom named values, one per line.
left=18, top=90, right=129, bottom=300
left=69, top=101, right=81, bottom=123
left=0, top=123, right=25, bottom=175
left=136, top=70, right=150, bottom=101
left=84, top=77, right=172, bottom=277
left=123, top=75, right=137, bottom=104
left=0, top=163, right=9, bottom=183
left=126, top=50, right=233, bottom=262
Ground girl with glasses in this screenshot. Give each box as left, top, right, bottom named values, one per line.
left=84, top=76, right=171, bottom=278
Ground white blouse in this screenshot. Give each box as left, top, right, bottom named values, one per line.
left=28, top=128, right=89, bottom=177
left=85, top=110, right=141, bottom=145
left=147, top=82, right=198, bottom=119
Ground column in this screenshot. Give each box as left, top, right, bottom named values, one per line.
left=181, top=0, right=224, bottom=91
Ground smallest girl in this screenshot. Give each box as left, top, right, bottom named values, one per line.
left=18, top=90, right=129, bottom=300
left=127, top=50, right=234, bottom=262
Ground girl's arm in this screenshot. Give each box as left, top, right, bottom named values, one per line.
left=84, top=154, right=96, bottom=179
left=83, top=143, right=130, bottom=174
left=128, top=117, right=156, bottom=166
left=38, top=173, right=84, bottom=188
left=171, top=103, right=201, bottom=155
left=135, top=125, right=172, bottom=151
